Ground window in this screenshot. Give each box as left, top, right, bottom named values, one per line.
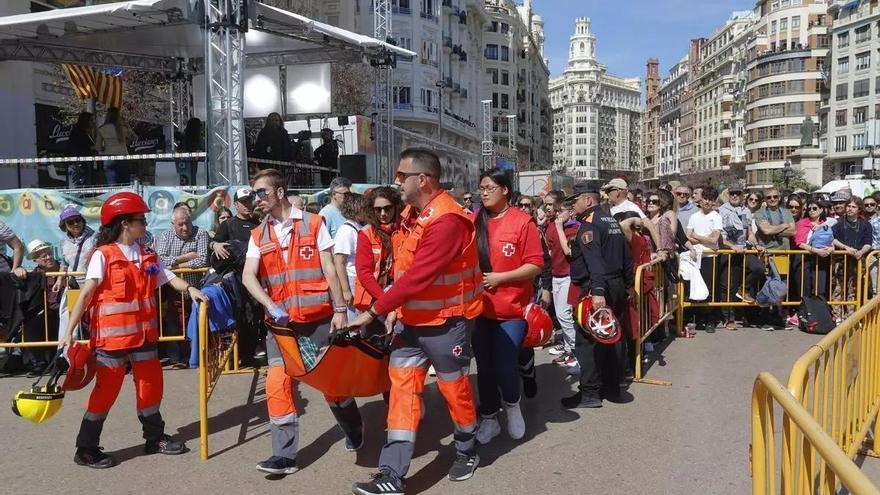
left=854, top=133, right=867, bottom=151
left=788, top=102, right=804, bottom=114
left=486, top=68, right=498, bottom=84
left=837, top=82, right=849, bottom=101
left=854, top=106, right=868, bottom=124
left=394, top=87, right=411, bottom=105
left=780, top=18, right=788, bottom=31
left=856, top=52, right=871, bottom=71
left=838, top=31, right=850, bottom=48
left=792, top=16, right=800, bottom=29
left=836, top=110, right=848, bottom=126
left=501, top=93, right=509, bottom=109
left=397, top=37, right=412, bottom=51
left=835, top=135, right=848, bottom=152
left=771, top=20, right=777, bottom=34
left=491, top=92, right=498, bottom=108
left=485, top=44, right=498, bottom=60
left=486, top=21, right=498, bottom=33
left=500, top=23, right=509, bottom=34
left=501, top=70, right=509, bottom=86
left=838, top=57, right=850, bottom=74
left=501, top=46, right=509, bottom=61
left=855, top=78, right=870, bottom=98
left=856, top=24, right=871, bottom=43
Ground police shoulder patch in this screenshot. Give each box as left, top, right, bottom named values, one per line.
left=581, top=231, right=593, bottom=244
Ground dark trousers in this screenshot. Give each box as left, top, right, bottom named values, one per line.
left=695, top=256, right=724, bottom=326
left=472, top=317, right=526, bottom=416
left=804, top=255, right=831, bottom=299
left=574, top=277, right=628, bottom=398
left=720, top=253, right=764, bottom=322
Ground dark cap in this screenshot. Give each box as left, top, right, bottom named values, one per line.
left=564, top=181, right=600, bottom=202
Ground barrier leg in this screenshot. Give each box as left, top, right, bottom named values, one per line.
left=676, top=280, right=685, bottom=338
left=198, top=304, right=209, bottom=461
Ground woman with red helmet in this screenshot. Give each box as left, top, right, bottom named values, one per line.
left=63, top=191, right=208, bottom=469
left=471, top=168, right=544, bottom=445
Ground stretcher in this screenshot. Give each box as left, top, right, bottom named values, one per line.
left=267, top=322, right=391, bottom=398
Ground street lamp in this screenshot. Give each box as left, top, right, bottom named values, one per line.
left=782, top=160, right=792, bottom=191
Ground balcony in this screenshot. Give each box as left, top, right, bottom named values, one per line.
left=442, top=36, right=453, bottom=51
left=442, top=76, right=453, bottom=89
left=420, top=11, right=437, bottom=21
left=394, top=102, right=413, bottom=111
left=459, top=50, right=468, bottom=62
left=392, top=6, right=412, bottom=15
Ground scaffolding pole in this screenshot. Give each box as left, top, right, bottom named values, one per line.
left=481, top=99, right=493, bottom=170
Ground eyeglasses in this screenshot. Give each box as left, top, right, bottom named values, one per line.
left=605, top=188, right=621, bottom=194
left=395, top=170, right=430, bottom=182
left=517, top=202, right=532, bottom=208
left=766, top=195, right=780, bottom=200
left=373, top=205, right=394, bottom=214
left=808, top=206, right=821, bottom=212
left=64, top=218, right=83, bottom=226
left=647, top=199, right=660, bottom=205
left=478, top=185, right=500, bottom=194
left=253, top=188, right=271, bottom=200
left=788, top=204, right=801, bottom=209
left=864, top=202, right=877, bottom=207
left=747, top=197, right=759, bottom=202
left=674, top=192, right=690, bottom=197
left=730, top=191, right=742, bottom=196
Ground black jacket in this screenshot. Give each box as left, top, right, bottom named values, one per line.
left=570, top=206, right=634, bottom=297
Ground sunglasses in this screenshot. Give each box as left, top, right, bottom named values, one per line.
left=64, top=217, right=84, bottom=226
left=808, top=206, right=821, bottom=211
left=788, top=204, right=801, bottom=209
left=730, top=191, right=742, bottom=196
left=674, top=192, right=690, bottom=197
left=253, top=188, right=271, bottom=200
left=517, top=202, right=532, bottom=208
left=373, top=205, right=394, bottom=214
left=766, top=195, right=780, bottom=200
left=647, top=199, right=660, bottom=205
left=748, top=197, right=759, bottom=202
left=864, top=202, right=877, bottom=207
left=605, top=188, right=621, bottom=194
left=396, top=171, right=430, bottom=182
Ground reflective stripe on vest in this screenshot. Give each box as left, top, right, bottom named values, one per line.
left=259, top=267, right=326, bottom=287
left=97, top=298, right=156, bottom=316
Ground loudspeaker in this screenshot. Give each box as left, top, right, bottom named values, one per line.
left=337, top=116, right=350, bottom=126
left=339, top=154, right=367, bottom=183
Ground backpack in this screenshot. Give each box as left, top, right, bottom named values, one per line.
left=756, top=258, right=787, bottom=307
left=798, top=295, right=835, bottom=335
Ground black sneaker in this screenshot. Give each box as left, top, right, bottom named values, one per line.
left=352, top=471, right=405, bottom=495
left=256, top=456, right=298, bottom=475
left=448, top=452, right=479, bottom=481
left=144, top=434, right=187, bottom=455
left=74, top=447, right=117, bottom=469
left=522, top=375, right=537, bottom=399
left=345, top=429, right=364, bottom=452
left=560, top=391, right=602, bottom=409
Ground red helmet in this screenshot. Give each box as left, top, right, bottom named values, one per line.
left=61, top=342, right=96, bottom=392
left=575, top=296, right=621, bottom=345
left=521, top=303, right=553, bottom=349
left=100, top=192, right=150, bottom=226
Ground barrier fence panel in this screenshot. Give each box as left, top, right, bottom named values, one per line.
left=0, top=268, right=208, bottom=348
left=750, top=372, right=879, bottom=495
left=784, top=296, right=880, bottom=493
left=676, top=249, right=871, bottom=336
left=633, top=257, right=675, bottom=385
left=197, top=300, right=241, bottom=460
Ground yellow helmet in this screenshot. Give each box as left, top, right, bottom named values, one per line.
left=12, top=385, right=65, bottom=424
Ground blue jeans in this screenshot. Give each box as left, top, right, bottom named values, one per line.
left=472, top=317, right=526, bottom=416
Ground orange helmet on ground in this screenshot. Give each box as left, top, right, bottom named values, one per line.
left=100, top=192, right=150, bottom=226
left=575, top=296, right=621, bottom=345
left=62, top=342, right=96, bottom=392
left=521, top=303, right=553, bottom=349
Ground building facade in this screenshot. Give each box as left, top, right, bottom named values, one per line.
left=549, top=17, right=641, bottom=180
left=657, top=55, right=690, bottom=181
left=745, top=0, right=830, bottom=188
left=825, top=0, right=880, bottom=179
left=641, top=58, right=661, bottom=182
left=689, top=11, right=756, bottom=178
left=678, top=39, right=705, bottom=181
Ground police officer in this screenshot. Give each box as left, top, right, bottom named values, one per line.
left=562, top=182, right=634, bottom=409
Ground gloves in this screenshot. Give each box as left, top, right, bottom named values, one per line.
left=268, top=305, right=289, bottom=327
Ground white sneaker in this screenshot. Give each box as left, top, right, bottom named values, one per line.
left=503, top=401, right=525, bottom=440
left=547, top=344, right=565, bottom=356
left=475, top=415, right=501, bottom=445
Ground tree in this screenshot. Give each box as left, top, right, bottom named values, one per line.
left=53, top=65, right=169, bottom=126
left=331, top=63, right=372, bottom=116
left=770, top=168, right=817, bottom=192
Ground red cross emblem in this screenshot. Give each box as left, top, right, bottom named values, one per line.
left=299, top=246, right=314, bottom=260
left=452, top=345, right=463, bottom=357
left=501, top=242, right=516, bottom=257
left=418, top=207, right=435, bottom=221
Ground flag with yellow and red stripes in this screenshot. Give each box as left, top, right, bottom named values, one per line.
left=61, top=64, right=124, bottom=108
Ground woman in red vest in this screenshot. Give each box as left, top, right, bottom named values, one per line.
left=63, top=192, right=207, bottom=469
left=472, top=168, right=544, bottom=445
left=353, top=186, right=403, bottom=314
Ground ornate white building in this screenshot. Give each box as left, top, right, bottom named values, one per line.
left=549, top=18, right=641, bottom=180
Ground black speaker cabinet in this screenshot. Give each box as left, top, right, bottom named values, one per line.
left=339, top=154, right=367, bottom=183
left=337, top=116, right=350, bottom=126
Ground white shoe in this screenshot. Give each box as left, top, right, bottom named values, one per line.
left=503, top=401, right=525, bottom=440
left=475, top=415, right=501, bottom=445
left=547, top=344, right=565, bottom=356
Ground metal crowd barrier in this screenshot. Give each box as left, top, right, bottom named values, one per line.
left=676, top=249, right=871, bottom=335
left=780, top=295, right=880, bottom=493
left=633, top=257, right=675, bottom=386
left=0, top=267, right=209, bottom=348
left=750, top=372, right=879, bottom=495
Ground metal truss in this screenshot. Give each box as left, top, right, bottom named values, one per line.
left=481, top=99, right=494, bottom=170
left=372, top=0, right=393, bottom=183
left=204, top=0, right=246, bottom=185
left=0, top=40, right=181, bottom=73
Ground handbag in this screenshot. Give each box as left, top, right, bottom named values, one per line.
left=756, top=257, right=788, bottom=307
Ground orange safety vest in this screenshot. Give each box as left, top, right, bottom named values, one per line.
left=394, top=191, right=483, bottom=326
left=251, top=211, right=333, bottom=323
left=353, top=225, right=393, bottom=311
left=90, top=243, right=159, bottom=351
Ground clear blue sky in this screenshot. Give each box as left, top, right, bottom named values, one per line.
left=538, top=0, right=756, bottom=80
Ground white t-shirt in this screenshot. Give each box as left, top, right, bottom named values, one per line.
left=610, top=199, right=646, bottom=219
left=85, top=242, right=176, bottom=286
left=687, top=209, right=723, bottom=255
left=246, top=207, right=334, bottom=262
left=333, top=220, right=361, bottom=280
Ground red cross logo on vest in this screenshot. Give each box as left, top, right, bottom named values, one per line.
left=502, top=242, right=516, bottom=257
left=299, top=246, right=314, bottom=260
left=418, top=207, right=435, bottom=221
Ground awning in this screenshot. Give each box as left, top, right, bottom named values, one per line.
left=0, top=0, right=415, bottom=71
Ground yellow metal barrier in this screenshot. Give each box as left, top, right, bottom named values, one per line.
left=676, top=249, right=868, bottom=335
left=751, top=371, right=879, bottom=495
left=633, top=257, right=675, bottom=386
left=197, top=300, right=243, bottom=460
left=0, top=267, right=209, bottom=348
left=866, top=251, right=880, bottom=305
left=782, top=295, right=880, bottom=493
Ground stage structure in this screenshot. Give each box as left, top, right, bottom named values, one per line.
left=0, top=0, right=414, bottom=185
